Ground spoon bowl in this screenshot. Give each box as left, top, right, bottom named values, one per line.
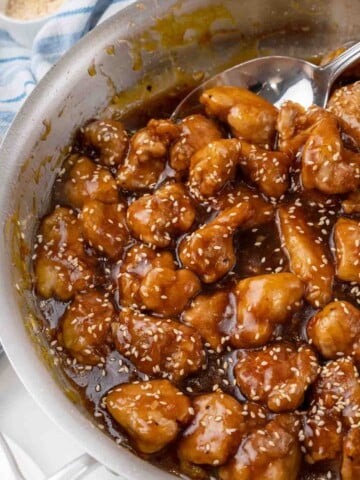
left=173, top=41, right=360, bottom=118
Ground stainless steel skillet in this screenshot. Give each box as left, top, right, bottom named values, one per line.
left=0, top=0, right=359, bottom=479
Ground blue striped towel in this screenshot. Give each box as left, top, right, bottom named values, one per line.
left=0, top=0, right=134, bottom=142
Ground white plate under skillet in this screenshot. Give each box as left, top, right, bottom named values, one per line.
left=0, top=434, right=45, bottom=480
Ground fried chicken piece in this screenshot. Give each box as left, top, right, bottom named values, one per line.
left=139, top=266, right=201, bottom=317
left=117, top=244, right=176, bottom=308
left=277, top=101, right=308, bottom=156
left=200, top=86, right=278, bottom=146
left=118, top=244, right=199, bottom=316
left=179, top=202, right=253, bottom=283
left=126, top=182, right=196, bottom=247
left=219, top=414, right=301, bottom=480
left=235, top=342, right=319, bottom=412
left=328, top=81, right=360, bottom=147
left=62, top=156, right=118, bottom=209
left=112, top=309, right=205, bottom=381
left=82, top=119, right=129, bottom=167
left=34, top=253, right=95, bottom=301
left=318, top=357, right=360, bottom=425
left=80, top=200, right=128, bottom=260
left=229, top=273, right=304, bottom=348
left=36, top=207, right=84, bottom=257
left=304, top=357, right=360, bottom=463
left=105, top=379, right=192, bottom=454
left=188, top=139, right=239, bottom=199
left=342, top=190, right=360, bottom=214
left=170, top=114, right=223, bottom=173
left=307, top=301, right=360, bottom=361
left=59, top=290, right=114, bottom=365
left=34, top=207, right=96, bottom=300
left=334, top=217, right=360, bottom=282
left=277, top=204, right=334, bottom=307
left=182, top=290, right=234, bottom=352
left=238, top=142, right=292, bottom=198
left=301, top=113, right=360, bottom=194
left=304, top=414, right=343, bottom=464
left=211, top=184, right=274, bottom=229
left=117, top=119, right=180, bottom=191
left=178, top=393, right=266, bottom=466
left=341, top=427, right=360, bottom=480
left=276, top=102, right=326, bottom=157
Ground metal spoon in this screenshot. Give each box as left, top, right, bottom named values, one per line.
left=173, top=40, right=360, bottom=118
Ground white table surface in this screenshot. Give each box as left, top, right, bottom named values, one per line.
left=0, top=354, right=121, bottom=479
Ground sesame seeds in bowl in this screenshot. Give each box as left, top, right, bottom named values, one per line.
left=0, top=0, right=65, bottom=46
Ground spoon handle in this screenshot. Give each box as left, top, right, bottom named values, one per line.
left=0, top=432, right=26, bottom=480
left=47, top=454, right=99, bottom=480
left=321, top=40, right=360, bottom=84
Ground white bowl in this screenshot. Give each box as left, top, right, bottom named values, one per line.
left=0, top=0, right=60, bottom=47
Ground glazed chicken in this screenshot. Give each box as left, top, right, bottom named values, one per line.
left=219, top=414, right=301, bottom=480
left=229, top=273, right=304, bottom=348
left=200, top=86, right=278, bottom=146
left=34, top=207, right=96, bottom=300
left=327, top=81, right=360, bottom=147
left=105, top=379, right=192, bottom=453
left=179, top=202, right=254, bottom=283
left=211, top=183, right=274, bottom=229
left=276, top=101, right=309, bottom=156
left=277, top=204, right=334, bottom=307
left=182, top=290, right=234, bottom=352
left=139, top=266, right=201, bottom=317
left=82, top=119, right=129, bottom=167
left=307, top=301, right=360, bottom=361
left=61, top=155, right=119, bottom=209
left=117, top=119, right=180, bottom=190
left=303, top=357, right=360, bottom=464
left=126, top=182, right=196, bottom=247
left=238, top=142, right=292, bottom=198
left=178, top=392, right=266, bottom=466
left=334, top=217, right=360, bottom=282
left=276, top=102, right=326, bottom=157
left=342, top=190, right=360, bottom=214
left=235, top=342, right=319, bottom=412
left=117, top=244, right=175, bottom=307
left=188, top=138, right=239, bottom=199
left=170, top=114, right=223, bottom=173
left=59, top=290, right=115, bottom=365
left=301, top=112, right=360, bottom=194
left=341, top=428, right=360, bottom=480
left=117, top=244, right=200, bottom=315
left=112, top=309, right=205, bottom=381
left=80, top=200, right=128, bottom=259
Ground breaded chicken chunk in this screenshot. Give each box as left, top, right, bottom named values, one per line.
left=105, top=379, right=192, bottom=453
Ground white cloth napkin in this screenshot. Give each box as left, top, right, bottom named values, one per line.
left=0, top=0, right=134, bottom=140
